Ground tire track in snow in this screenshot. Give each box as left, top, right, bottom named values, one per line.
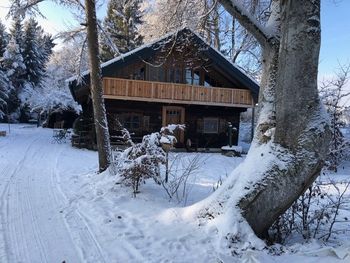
left=52, top=148, right=108, bottom=263
left=0, top=136, right=41, bottom=262
left=0, top=131, right=82, bottom=262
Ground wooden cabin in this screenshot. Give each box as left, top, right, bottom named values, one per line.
left=68, top=28, right=259, bottom=149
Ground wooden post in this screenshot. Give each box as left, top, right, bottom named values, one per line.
left=162, top=106, right=167, bottom=127
left=165, top=151, right=169, bottom=183
left=151, top=82, right=155, bottom=98
left=251, top=106, right=255, bottom=142
left=171, top=83, right=175, bottom=100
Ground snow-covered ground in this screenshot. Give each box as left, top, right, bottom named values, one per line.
left=0, top=124, right=349, bottom=262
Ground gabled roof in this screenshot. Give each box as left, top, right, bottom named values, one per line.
left=68, top=27, right=260, bottom=101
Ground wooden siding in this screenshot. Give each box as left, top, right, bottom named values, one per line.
left=103, top=78, right=254, bottom=108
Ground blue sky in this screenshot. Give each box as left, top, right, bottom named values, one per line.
left=319, top=0, right=350, bottom=76
left=0, top=0, right=349, bottom=78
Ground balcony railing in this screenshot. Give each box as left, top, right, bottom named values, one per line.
left=103, top=77, right=254, bottom=108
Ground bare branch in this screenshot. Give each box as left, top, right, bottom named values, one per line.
left=218, top=0, right=277, bottom=48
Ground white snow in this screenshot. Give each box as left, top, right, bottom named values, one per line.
left=221, top=145, right=242, bottom=152
left=0, top=124, right=349, bottom=262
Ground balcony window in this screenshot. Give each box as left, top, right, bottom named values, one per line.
left=185, top=68, right=192, bottom=84
left=149, top=66, right=165, bottom=82
left=168, top=68, right=182, bottom=83
left=193, top=71, right=200, bottom=85
left=185, top=68, right=201, bottom=85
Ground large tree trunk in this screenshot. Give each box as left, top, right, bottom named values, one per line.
left=85, top=0, right=111, bottom=172
left=204, top=0, right=331, bottom=238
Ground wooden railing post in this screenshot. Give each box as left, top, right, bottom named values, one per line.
left=125, top=79, right=129, bottom=96
left=171, top=83, right=175, bottom=100
left=151, top=82, right=155, bottom=98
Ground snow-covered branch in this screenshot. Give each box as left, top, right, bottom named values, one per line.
left=218, top=0, right=279, bottom=47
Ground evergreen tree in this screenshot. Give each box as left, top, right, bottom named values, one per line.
left=22, top=18, right=54, bottom=86
left=0, top=20, right=9, bottom=57
left=9, top=15, right=24, bottom=51
left=0, top=20, right=9, bottom=118
left=22, top=19, right=42, bottom=86
left=2, top=35, right=26, bottom=120
left=0, top=67, right=9, bottom=119
left=100, top=0, right=144, bottom=61
left=3, top=36, right=26, bottom=84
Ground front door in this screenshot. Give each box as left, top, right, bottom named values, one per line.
left=162, top=106, right=185, bottom=144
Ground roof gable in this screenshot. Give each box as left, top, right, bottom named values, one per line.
left=68, top=27, right=260, bottom=101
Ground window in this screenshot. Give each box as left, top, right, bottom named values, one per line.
left=149, top=66, right=165, bottom=82
left=193, top=71, right=200, bottom=85
left=143, top=116, right=150, bottom=131
left=168, top=68, right=182, bottom=83
left=185, top=68, right=201, bottom=85
left=185, top=68, right=192, bottom=84
left=204, top=74, right=213, bottom=87
left=203, top=118, right=219, bottom=134
left=124, top=114, right=141, bottom=130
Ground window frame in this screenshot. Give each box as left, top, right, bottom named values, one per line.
left=203, top=118, right=219, bottom=134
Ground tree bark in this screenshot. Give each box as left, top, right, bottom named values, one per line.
left=206, top=0, right=331, bottom=237
left=85, top=0, right=111, bottom=172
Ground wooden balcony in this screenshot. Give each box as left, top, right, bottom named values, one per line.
left=103, top=77, right=254, bottom=108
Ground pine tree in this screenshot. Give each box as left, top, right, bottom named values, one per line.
left=2, top=35, right=26, bottom=120
left=3, top=36, right=26, bottom=83
left=0, top=20, right=9, bottom=118
left=22, top=18, right=54, bottom=86
left=100, top=0, right=144, bottom=61
left=22, top=19, right=42, bottom=86
left=0, top=20, right=8, bottom=57
left=9, top=15, right=24, bottom=51
left=0, top=68, right=9, bottom=119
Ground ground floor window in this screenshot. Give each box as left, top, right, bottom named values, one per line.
left=203, top=118, right=219, bottom=134
left=123, top=114, right=142, bottom=131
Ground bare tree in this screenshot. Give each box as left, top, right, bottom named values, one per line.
left=197, top=0, right=331, bottom=237
left=320, top=63, right=350, bottom=171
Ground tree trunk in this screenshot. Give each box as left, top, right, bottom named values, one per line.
left=203, top=0, right=331, bottom=238
left=85, top=0, right=111, bottom=172
left=244, top=0, right=330, bottom=236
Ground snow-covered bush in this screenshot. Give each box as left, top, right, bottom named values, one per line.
left=114, top=124, right=184, bottom=196
left=117, top=132, right=165, bottom=196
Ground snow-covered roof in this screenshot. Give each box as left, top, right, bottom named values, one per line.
left=67, top=27, right=260, bottom=99
left=65, top=28, right=183, bottom=83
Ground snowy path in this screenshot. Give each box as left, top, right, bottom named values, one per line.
left=0, top=126, right=104, bottom=263
left=0, top=125, right=348, bottom=263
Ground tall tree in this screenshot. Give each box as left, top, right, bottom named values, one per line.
left=85, top=0, right=112, bottom=172
left=0, top=20, right=8, bottom=57
left=22, top=18, right=54, bottom=86
left=196, top=0, right=331, bottom=238
left=0, top=20, right=9, bottom=118
left=100, top=0, right=144, bottom=61
left=0, top=70, right=9, bottom=119
left=2, top=34, right=26, bottom=120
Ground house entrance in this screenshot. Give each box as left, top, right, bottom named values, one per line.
left=162, top=106, right=185, bottom=144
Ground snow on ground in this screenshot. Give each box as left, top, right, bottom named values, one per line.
left=0, top=124, right=349, bottom=262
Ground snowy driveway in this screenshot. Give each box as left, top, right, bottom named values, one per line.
left=0, top=125, right=103, bottom=263
left=1, top=125, right=348, bottom=263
